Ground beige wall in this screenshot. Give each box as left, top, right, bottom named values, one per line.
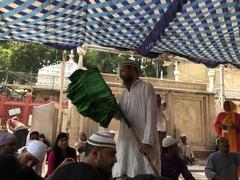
left=173, top=62, right=240, bottom=91
left=68, top=74, right=216, bottom=151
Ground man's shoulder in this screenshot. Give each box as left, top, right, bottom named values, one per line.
left=57, top=162, right=93, bottom=171
left=137, top=80, right=155, bottom=92
left=208, top=151, right=221, bottom=159
left=139, top=80, right=153, bottom=87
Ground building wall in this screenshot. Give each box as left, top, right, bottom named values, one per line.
left=174, top=62, right=240, bottom=93
left=68, top=74, right=216, bottom=152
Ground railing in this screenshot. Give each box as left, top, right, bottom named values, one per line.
left=0, top=95, right=68, bottom=126
left=215, top=88, right=240, bottom=99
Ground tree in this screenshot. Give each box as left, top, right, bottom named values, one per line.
left=84, top=50, right=129, bottom=74
left=0, top=41, right=62, bottom=83
left=0, top=46, right=12, bottom=69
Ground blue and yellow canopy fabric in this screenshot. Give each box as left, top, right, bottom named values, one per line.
left=0, top=0, right=239, bottom=68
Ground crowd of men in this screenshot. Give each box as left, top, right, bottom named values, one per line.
left=0, top=60, right=239, bottom=180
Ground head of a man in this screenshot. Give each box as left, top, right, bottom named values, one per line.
left=162, top=102, right=167, bottom=110
left=180, top=133, right=187, bottom=145
left=120, top=60, right=140, bottom=87
left=17, top=140, right=46, bottom=170
left=156, top=94, right=161, bottom=108
left=162, top=136, right=179, bottom=158
left=84, top=131, right=117, bottom=174
left=79, top=132, right=87, bottom=141
left=216, top=137, right=230, bottom=153
left=29, top=131, right=40, bottom=140
left=0, top=132, right=17, bottom=155
left=39, top=133, right=46, bottom=142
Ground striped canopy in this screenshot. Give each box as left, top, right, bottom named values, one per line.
left=0, top=0, right=239, bottom=68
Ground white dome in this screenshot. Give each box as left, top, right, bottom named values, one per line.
left=38, top=60, right=78, bottom=77
left=36, top=60, right=79, bottom=87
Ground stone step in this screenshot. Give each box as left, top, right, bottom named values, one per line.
left=194, top=149, right=215, bottom=159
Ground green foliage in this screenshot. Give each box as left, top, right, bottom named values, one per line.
left=144, top=64, right=156, bottom=77
left=0, top=41, right=167, bottom=79
left=0, top=46, right=12, bottom=69
left=0, top=41, right=61, bottom=73
left=84, top=50, right=129, bottom=73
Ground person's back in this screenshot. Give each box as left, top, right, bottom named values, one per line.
left=52, top=162, right=107, bottom=180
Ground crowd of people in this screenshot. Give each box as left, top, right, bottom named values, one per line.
left=0, top=60, right=240, bottom=180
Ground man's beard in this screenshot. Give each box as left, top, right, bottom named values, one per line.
left=122, top=74, right=133, bottom=87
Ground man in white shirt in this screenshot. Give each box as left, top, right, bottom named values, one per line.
left=156, top=95, right=168, bottom=149
left=113, top=60, right=160, bottom=179
left=178, top=133, right=195, bottom=165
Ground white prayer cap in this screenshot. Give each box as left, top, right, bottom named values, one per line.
left=162, top=136, right=177, bottom=147
left=180, top=133, right=187, bottom=138
left=87, top=131, right=116, bottom=148
left=0, top=132, right=16, bottom=145
left=26, top=140, right=47, bottom=162
left=120, top=60, right=141, bottom=74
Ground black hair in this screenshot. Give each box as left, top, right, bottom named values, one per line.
left=223, top=101, right=231, bottom=112
left=52, top=132, right=76, bottom=168
left=84, top=142, right=103, bottom=156
left=29, top=131, right=39, bottom=140
left=156, top=94, right=161, bottom=99
left=162, top=146, right=169, bottom=154
left=84, top=142, right=94, bottom=156
left=39, top=133, right=45, bottom=139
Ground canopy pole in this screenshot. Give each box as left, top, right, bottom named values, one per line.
left=66, top=46, right=87, bottom=132
left=66, top=50, right=75, bottom=132
left=219, top=65, right=225, bottom=109
left=58, top=50, right=67, bottom=133
left=77, top=44, right=87, bottom=68
left=174, top=61, right=179, bottom=81
left=208, top=68, right=215, bottom=93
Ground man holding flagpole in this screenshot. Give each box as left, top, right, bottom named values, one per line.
left=113, top=60, right=160, bottom=179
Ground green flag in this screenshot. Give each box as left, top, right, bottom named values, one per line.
left=67, top=68, right=120, bottom=128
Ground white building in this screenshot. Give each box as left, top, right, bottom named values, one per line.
left=36, top=59, right=78, bottom=88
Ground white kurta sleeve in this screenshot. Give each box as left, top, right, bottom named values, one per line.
left=142, top=83, right=157, bottom=146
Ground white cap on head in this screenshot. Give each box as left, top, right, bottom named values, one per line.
left=162, top=136, right=177, bottom=147
left=87, top=131, right=116, bottom=148
left=120, top=60, right=141, bottom=74
left=26, top=140, right=47, bottom=162
left=180, top=133, right=187, bottom=138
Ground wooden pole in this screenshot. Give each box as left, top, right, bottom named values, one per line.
left=219, top=65, right=225, bottom=109
left=129, top=128, right=160, bottom=176
left=121, top=111, right=160, bottom=176
left=58, top=50, right=67, bottom=133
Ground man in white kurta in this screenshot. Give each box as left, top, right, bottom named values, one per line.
left=113, top=60, right=160, bottom=178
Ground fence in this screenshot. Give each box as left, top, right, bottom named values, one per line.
left=0, top=95, right=68, bottom=126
